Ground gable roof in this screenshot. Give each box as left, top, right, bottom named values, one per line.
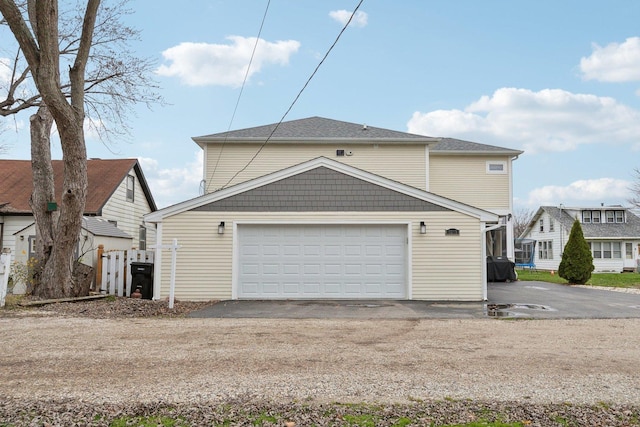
left=146, top=156, right=499, bottom=223
left=14, top=216, right=132, bottom=239
left=430, top=137, right=523, bottom=156
left=193, top=116, right=439, bottom=145
left=526, top=206, right=640, bottom=239
left=192, top=116, right=523, bottom=156
left=0, top=159, right=157, bottom=215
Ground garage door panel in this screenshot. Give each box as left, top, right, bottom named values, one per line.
left=238, top=224, right=406, bottom=299
left=262, top=245, right=279, bottom=256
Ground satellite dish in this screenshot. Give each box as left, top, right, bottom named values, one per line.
left=199, top=179, right=206, bottom=195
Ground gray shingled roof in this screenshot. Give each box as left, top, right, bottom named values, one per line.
left=82, top=217, right=132, bottom=239
left=430, top=137, right=523, bottom=155
left=542, top=206, right=640, bottom=239
left=194, top=116, right=435, bottom=142
left=193, top=117, right=523, bottom=155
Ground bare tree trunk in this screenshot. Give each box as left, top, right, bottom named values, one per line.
left=28, top=105, right=57, bottom=296
left=1, top=0, right=99, bottom=298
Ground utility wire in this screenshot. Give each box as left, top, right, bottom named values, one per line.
left=222, top=0, right=365, bottom=189
left=206, top=0, right=271, bottom=193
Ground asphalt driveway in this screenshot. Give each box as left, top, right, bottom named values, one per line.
left=188, top=281, right=640, bottom=319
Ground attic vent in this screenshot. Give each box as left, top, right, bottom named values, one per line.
left=362, top=124, right=368, bottom=130
left=445, top=228, right=460, bottom=236
left=336, top=149, right=345, bottom=157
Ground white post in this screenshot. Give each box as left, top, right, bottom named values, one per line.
left=169, top=238, right=178, bottom=309
left=1, top=250, right=12, bottom=308
left=150, top=237, right=180, bottom=309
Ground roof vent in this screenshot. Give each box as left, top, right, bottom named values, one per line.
left=362, top=124, right=368, bottom=131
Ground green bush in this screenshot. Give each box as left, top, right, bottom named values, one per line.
left=558, top=219, right=594, bottom=284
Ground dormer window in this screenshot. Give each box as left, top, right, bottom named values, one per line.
left=592, top=211, right=601, bottom=223
left=582, top=211, right=592, bottom=223
left=616, top=210, right=624, bottom=223
left=603, top=210, right=625, bottom=223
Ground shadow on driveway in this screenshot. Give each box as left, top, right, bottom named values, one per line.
left=188, top=281, right=640, bottom=319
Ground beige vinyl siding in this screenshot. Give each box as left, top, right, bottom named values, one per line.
left=158, top=211, right=483, bottom=301
left=204, top=143, right=427, bottom=191
left=429, top=155, right=511, bottom=210
left=102, top=171, right=156, bottom=249
left=411, top=213, right=483, bottom=300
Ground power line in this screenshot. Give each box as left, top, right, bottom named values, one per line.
left=206, top=0, right=271, bottom=193
left=222, top=0, right=365, bottom=189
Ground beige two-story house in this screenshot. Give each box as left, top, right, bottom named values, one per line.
left=145, top=117, right=522, bottom=301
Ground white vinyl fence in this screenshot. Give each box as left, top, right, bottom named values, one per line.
left=100, top=249, right=154, bottom=297
left=0, top=250, right=12, bottom=308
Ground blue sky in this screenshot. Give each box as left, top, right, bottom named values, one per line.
left=3, top=0, right=640, bottom=210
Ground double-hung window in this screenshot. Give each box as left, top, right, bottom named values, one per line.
left=126, top=175, right=135, bottom=202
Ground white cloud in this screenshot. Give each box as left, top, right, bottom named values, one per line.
left=520, top=178, right=631, bottom=207
left=156, top=36, right=301, bottom=87
left=408, top=87, right=640, bottom=154
left=580, top=37, right=640, bottom=82
left=139, top=151, right=203, bottom=208
left=0, top=57, right=11, bottom=85
left=329, top=10, right=368, bottom=28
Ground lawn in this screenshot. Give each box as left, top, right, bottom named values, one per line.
left=516, top=268, right=640, bottom=288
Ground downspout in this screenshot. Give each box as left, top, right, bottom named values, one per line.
left=507, top=154, right=519, bottom=260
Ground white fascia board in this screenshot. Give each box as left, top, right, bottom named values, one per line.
left=145, top=156, right=499, bottom=223
left=429, top=150, right=524, bottom=156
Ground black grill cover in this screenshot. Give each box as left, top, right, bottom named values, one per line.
left=486, top=256, right=517, bottom=282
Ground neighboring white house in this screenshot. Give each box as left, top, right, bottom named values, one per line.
left=0, top=158, right=157, bottom=260
left=145, top=116, right=523, bottom=302
left=12, top=217, right=133, bottom=293
left=520, top=205, right=640, bottom=273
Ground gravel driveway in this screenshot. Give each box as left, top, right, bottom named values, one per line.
left=1, top=300, right=640, bottom=425
left=2, top=315, right=640, bottom=404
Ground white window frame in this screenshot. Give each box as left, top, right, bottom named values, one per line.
left=486, top=161, right=507, bottom=174
left=582, top=211, right=592, bottom=223
left=606, top=211, right=615, bottom=223
left=613, top=242, right=622, bottom=258
left=591, top=241, right=623, bottom=259
left=138, top=226, right=147, bottom=250
left=592, top=211, right=601, bottom=223
left=591, top=242, right=602, bottom=258
left=126, top=175, right=135, bottom=203
left=539, top=240, right=553, bottom=259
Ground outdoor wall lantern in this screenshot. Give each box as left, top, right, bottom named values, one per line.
left=218, top=221, right=225, bottom=235
left=419, top=221, right=427, bottom=234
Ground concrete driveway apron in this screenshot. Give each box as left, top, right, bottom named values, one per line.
left=187, top=281, right=640, bottom=319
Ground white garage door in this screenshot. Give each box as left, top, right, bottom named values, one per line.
left=237, top=224, right=407, bottom=299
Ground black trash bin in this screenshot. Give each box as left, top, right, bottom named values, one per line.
left=130, top=262, right=154, bottom=299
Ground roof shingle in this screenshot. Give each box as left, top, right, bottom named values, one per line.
left=0, top=159, right=151, bottom=214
